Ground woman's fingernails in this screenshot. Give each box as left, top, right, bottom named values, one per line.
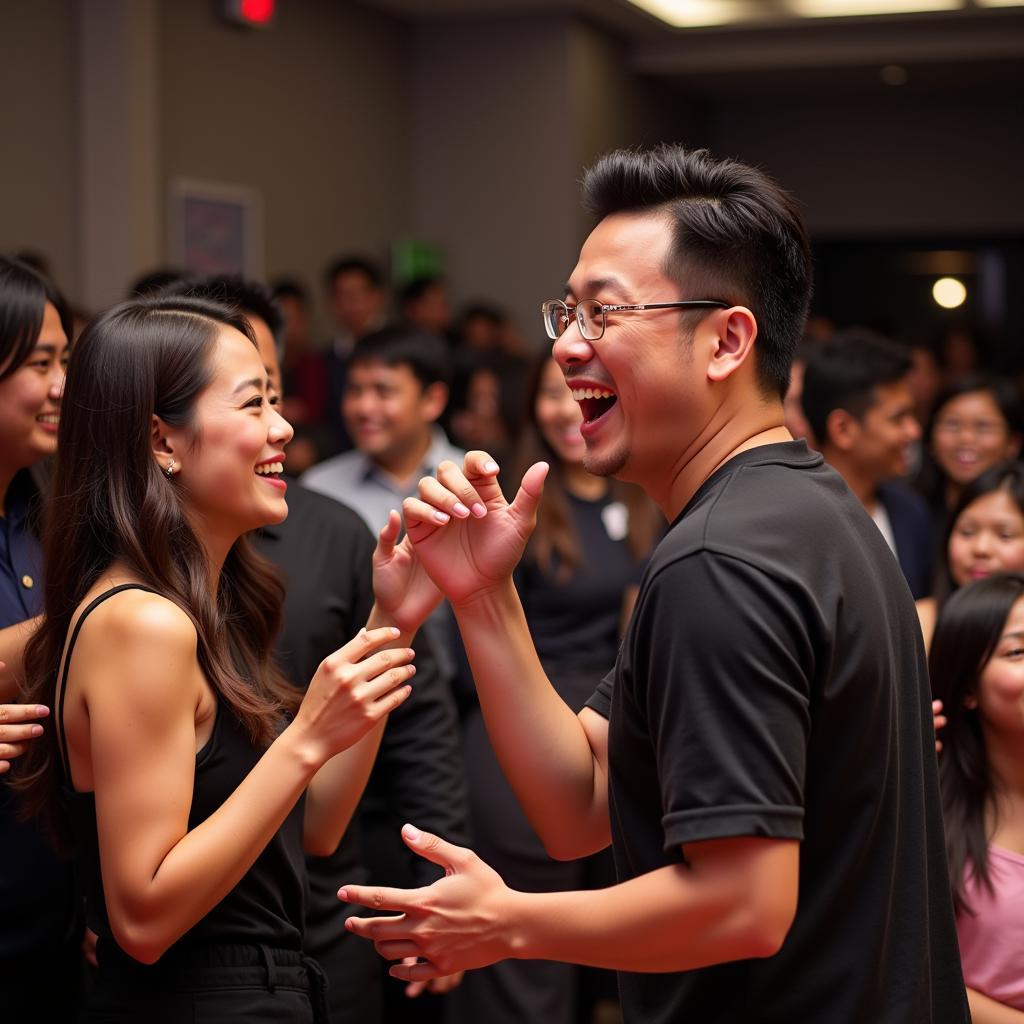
left=483, top=461, right=498, bottom=473
left=30, top=725, right=43, bottom=737
left=471, top=503, right=486, bottom=518
left=434, top=510, right=450, bottom=524
left=402, top=823, right=421, bottom=841
left=452, top=502, right=470, bottom=518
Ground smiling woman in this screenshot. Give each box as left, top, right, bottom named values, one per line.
left=0, top=255, right=82, bottom=1020
left=14, top=295, right=420, bottom=1022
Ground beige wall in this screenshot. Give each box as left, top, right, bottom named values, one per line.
left=0, top=0, right=78, bottom=299
left=159, top=0, right=413, bottom=331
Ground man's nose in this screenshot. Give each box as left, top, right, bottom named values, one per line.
left=552, top=322, right=595, bottom=368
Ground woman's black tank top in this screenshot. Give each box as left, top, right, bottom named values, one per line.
left=55, top=584, right=307, bottom=956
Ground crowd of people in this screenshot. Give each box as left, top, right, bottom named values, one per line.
left=0, top=142, right=1020, bottom=1024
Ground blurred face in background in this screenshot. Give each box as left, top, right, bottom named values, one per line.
left=970, top=594, right=1024, bottom=743
left=0, top=301, right=68, bottom=474
left=948, top=488, right=1024, bottom=586
left=931, top=390, right=1021, bottom=488
left=849, top=380, right=921, bottom=483
left=535, top=357, right=585, bottom=466
left=405, top=283, right=453, bottom=335
left=328, top=269, right=385, bottom=338
left=343, top=359, right=446, bottom=467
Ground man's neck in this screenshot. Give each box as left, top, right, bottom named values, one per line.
left=373, top=433, right=435, bottom=488
left=822, top=448, right=879, bottom=513
left=660, top=400, right=792, bottom=520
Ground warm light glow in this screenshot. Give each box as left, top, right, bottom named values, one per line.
left=933, top=277, right=967, bottom=309
left=975, top=0, right=1024, bottom=7
left=789, top=0, right=960, bottom=16
left=624, top=0, right=763, bottom=27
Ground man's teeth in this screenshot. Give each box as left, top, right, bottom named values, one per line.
left=571, top=388, right=615, bottom=400
left=255, top=462, right=284, bottom=475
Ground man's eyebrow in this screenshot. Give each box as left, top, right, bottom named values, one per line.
left=564, top=276, right=627, bottom=300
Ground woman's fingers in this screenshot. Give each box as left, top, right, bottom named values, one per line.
left=0, top=742, right=26, bottom=760
left=0, top=721, right=45, bottom=743
left=376, top=509, right=401, bottom=558
left=335, top=625, right=401, bottom=663
left=359, top=664, right=417, bottom=706
left=404, top=495, right=452, bottom=529
left=0, top=704, right=49, bottom=725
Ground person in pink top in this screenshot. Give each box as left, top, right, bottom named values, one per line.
left=930, top=572, right=1024, bottom=1021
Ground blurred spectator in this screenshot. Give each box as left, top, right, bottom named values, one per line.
left=322, top=256, right=390, bottom=454
left=457, top=302, right=528, bottom=358
left=782, top=341, right=813, bottom=442
left=929, top=572, right=1024, bottom=1021
left=802, top=329, right=932, bottom=598
left=271, top=278, right=330, bottom=474
left=128, top=268, right=184, bottom=298
left=398, top=275, right=453, bottom=339
left=452, top=355, right=658, bottom=1024
left=447, top=358, right=522, bottom=467
left=917, top=461, right=1024, bottom=648
left=917, top=374, right=1024, bottom=562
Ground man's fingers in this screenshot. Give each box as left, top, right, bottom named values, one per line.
left=390, top=959, right=443, bottom=983
left=435, top=461, right=487, bottom=518
left=400, top=822, right=472, bottom=872
left=376, top=940, right=422, bottom=961
left=403, top=496, right=451, bottom=531
left=463, top=450, right=507, bottom=507
left=338, top=884, right=418, bottom=915
left=344, top=913, right=414, bottom=940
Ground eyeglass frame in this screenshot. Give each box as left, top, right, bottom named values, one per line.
left=541, top=297, right=730, bottom=342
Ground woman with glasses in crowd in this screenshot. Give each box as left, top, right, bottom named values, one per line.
left=16, top=294, right=423, bottom=1022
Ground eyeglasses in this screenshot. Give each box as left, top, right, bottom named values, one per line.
left=541, top=297, right=729, bottom=342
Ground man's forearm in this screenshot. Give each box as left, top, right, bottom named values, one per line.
left=967, top=988, right=1024, bottom=1024
left=509, top=853, right=791, bottom=973
left=453, top=579, right=609, bottom=859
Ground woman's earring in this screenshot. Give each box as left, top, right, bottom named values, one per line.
left=164, top=458, right=176, bottom=480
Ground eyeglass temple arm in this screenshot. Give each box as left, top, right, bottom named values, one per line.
left=602, top=301, right=729, bottom=312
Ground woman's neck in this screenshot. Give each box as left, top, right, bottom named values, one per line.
left=562, top=460, right=608, bottom=502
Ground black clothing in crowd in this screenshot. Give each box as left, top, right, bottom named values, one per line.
left=255, top=481, right=469, bottom=1024
left=588, top=442, right=968, bottom=1024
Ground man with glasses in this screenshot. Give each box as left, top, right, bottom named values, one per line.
left=341, top=144, right=968, bottom=1023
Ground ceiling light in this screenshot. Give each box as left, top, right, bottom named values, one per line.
left=788, top=1, right=960, bottom=16
left=624, top=0, right=766, bottom=27
left=933, top=278, right=967, bottom=309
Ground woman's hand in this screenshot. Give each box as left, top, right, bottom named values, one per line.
left=372, top=510, right=444, bottom=636
left=292, top=627, right=416, bottom=766
left=0, top=702, right=49, bottom=774
left=402, top=453, right=548, bottom=608
left=932, top=699, right=947, bottom=753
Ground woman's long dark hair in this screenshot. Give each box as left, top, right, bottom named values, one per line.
left=17, top=295, right=300, bottom=839
left=512, top=355, right=660, bottom=581
left=930, top=572, right=1024, bottom=914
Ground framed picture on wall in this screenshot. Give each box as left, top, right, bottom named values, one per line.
left=169, top=179, right=263, bottom=278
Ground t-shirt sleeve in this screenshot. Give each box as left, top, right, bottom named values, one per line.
left=637, top=551, right=813, bottom=851
left=585, top=667, right=614, bottom=720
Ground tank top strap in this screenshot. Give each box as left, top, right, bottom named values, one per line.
left=55, top=583, right=162, bottom=782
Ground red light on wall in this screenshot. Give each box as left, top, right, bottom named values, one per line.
left=222, top=0, right=275, bottom=28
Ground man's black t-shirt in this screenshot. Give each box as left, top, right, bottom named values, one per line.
left=586, top=442, right=967, bottom=1024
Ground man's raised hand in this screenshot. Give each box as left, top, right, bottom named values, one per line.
left=402, top=452, right=549, bottom=606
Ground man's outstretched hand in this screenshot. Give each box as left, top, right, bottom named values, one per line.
left=371, top=509, right=444, bottom=636
left=339, top=824, right=523, bottom=983
left=402, top=452, right=549, bottom=607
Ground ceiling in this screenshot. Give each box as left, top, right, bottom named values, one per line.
left=355, top=0, right=1024, bottom=98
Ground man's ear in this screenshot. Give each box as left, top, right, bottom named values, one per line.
left=824, top=408, right=861, bottom=453
left=420, top=382, right=449, bottom=424
left=706, top=307, right=757, bottom=384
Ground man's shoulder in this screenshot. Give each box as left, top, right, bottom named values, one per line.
left=282, top=481, right=375, bottom=541
left=301, top=451, right=367, bottom=494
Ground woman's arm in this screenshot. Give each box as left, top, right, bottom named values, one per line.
left=967, top=988, right=1024, bottom=1024
left=79, top=592, right=412, bottom=964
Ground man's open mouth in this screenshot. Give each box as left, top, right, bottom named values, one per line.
left=571, top=387, right=617, bottom=424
